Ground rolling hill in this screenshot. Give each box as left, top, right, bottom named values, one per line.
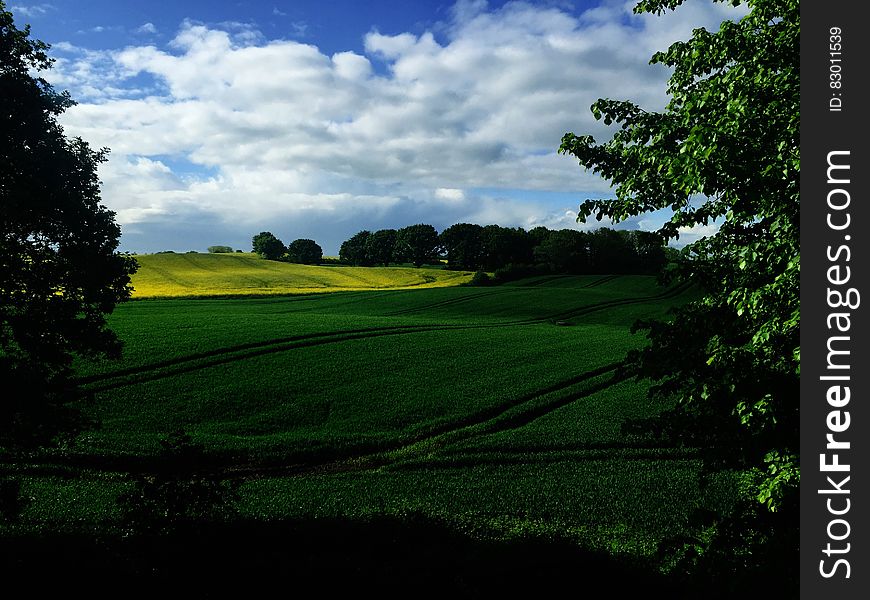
left=129, top=252, right=472, bottom=297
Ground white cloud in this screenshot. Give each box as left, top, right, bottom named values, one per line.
left=10, top=3, right=54, bottom=18
left=676, top=222, right=721, bottom=246
left=135, top=22, right=158, bottom=35
left=48, top=0, right=747, bottom=252
left=435, top=188, right=465, bottom=201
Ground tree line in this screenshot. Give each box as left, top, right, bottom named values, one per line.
left=252, top=224, right=675, bottom=276
left=341, top=223, right=675, bottom=277
left=251, top=232, right=324, bottom=264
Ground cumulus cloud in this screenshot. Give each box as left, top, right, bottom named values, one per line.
left=435, top=188, right=466, bottom=201
left=675, top=222, right=721, bottom=247
left=135, top=22, right=158, bottom=35
left=10, top=3, right=54, bottom=18
left=48, top=0, right=747, bottom=252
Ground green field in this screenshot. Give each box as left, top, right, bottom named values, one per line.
left=129, top=252, right=472, bottom=297
left=8, top=271, right=742, bottom=572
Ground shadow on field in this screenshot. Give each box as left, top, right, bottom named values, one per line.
left=2, top=515, right=693, bottom=597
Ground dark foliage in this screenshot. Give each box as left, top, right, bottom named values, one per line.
left=1, top=515, right=704, bottom=597
left=465, top=270, right=492, bottom=287
left=286, top=238, right=323, bottom=265
left=395, top=224, right=440, bottom=267
left=492, top=263, right=548, bottom=284
left=0, top=477, right=27, bottom=522
left=339, top=230, right=373, bottom=266
left=365, top=229, right=398, bottom=266
left=1, top=3, right=137, bottom=448
left=559, top=0, right=798, bottom=581
left=333, top=222, right=670, bottom=276
left=251, top=231, right=285, bottom=260
left=439, top=223, right=484, bottom=270
left=534, top=229, right=588, bottom=274
left=117, top=431, right=239, bottom=535
left=480, top=225, right=533, bottom=271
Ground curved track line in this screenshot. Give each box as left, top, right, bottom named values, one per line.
left=515, top=274, right=574, bottom=287
left=7, top=362, right=624, bottom=478
left=78, top=323, right=443, bottom=385
left=535, top=280, right=693, bottom=323
left=582, top=274, right=621, bottom=288
left=385, top=289, right=506, bottom=316
left=83, top=324, right=484, bottom=393
left=82, top=281, right=694, bottom=390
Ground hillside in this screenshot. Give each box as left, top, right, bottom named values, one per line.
left=129, top=252, right=472, bottom=297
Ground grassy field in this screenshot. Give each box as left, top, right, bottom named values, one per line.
left=5, top=271, right=742, bottom=582
left=129, top=252, right=472, bottom=297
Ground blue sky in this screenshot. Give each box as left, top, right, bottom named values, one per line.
left=10, top=0, right=742, bottom=253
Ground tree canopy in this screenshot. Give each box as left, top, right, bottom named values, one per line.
left=286, top=238, right=323, bottom=265
left=251, top=231, right=285, bottom=261
left=395, top=224, right=440, bottom=267
left=559, top=0, right=798, bottom=585
left=439, top=223, right=484, bottom=271
left=339, top=230, right=373, bottom=266
left=365, top=229, right=398, bottom=266
left=1, top=3, right=137, bottom=447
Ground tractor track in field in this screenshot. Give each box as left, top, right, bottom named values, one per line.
left=512, top=274, right=619, bottom=288
left=514, top=274, right=575, bottom=287
left=77, top=323, right=443, bottom=385
left=582, top=274, right=621, bottom=288
left=384, top=274, right=671, bottom=319
left=1, top=279, right=703, bottom=485
left=384, top=289, right=506, bottom=316
left=532, top=280, right=693, bottom=323
left=365, top=365, right=628, bottom=467
left=8, top=361, right=630, bottom=479
left=77, top=281, right=694, bottom=392
left=204, top=363, right=631, bottom=479
left=79, top=324, right=482, bottom=393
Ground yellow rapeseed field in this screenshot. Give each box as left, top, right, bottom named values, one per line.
left=129, top=252, right=472, bottom=297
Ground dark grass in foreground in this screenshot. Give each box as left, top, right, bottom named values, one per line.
left=0, top=516, right=787, bottom=598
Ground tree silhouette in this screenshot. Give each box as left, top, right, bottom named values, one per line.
left=251, top=231, right=285, bottom=261
left=395, top=224, right=440, bottom=267
left=1, top=3, right=137, bottom=447
left=286, top=238, right=323, bottom=265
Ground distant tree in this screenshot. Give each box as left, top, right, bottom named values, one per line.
left=527, top=226, right=551, bottom=247
left=251, top=231, right=285, bottom=261
left=587, top=228, right=633, bottom=273
left=365, top=229, right=397, bottom=266
left=1, top=3, right=137, bottom=447
left=627, top=230, right=668, bottom=274
left=395, top=224, right=440, bottom=267
left=207, top=245, right=234, bottom=254
left=339, top=230, right=373, bottom=266
left=286, top=238, right=323, bottom=265
left=480, top=225, right=533, bottom=271
left=534, top=229, right=588, bottom=273
left=439, top=223, right=483, bottom=270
